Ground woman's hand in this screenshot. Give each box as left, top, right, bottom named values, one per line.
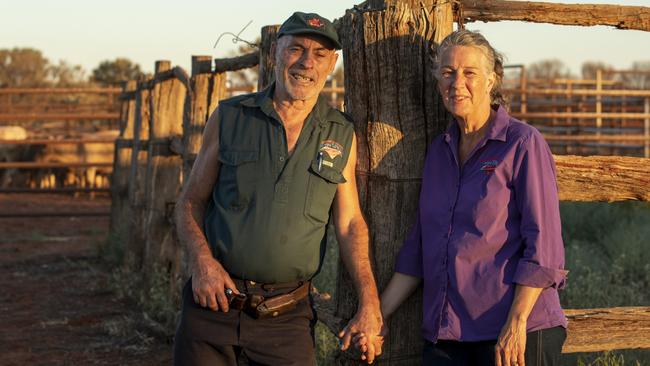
left=352, top=323, right=388, bottom=364
left=495, top=317, right=527, bottom=366
left=496, top=285, right=543, bottom=366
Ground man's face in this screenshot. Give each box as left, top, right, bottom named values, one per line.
left=273, top=35, right=338, bottom=102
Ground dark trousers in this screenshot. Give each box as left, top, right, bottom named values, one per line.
left=423, top=327, right=566, bottom=366
left=173, top=279, right=317, bottom=366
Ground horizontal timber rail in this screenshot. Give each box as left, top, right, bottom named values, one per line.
left=563, top=306, right=650, bottom=353
left=0, top=210, right=111, bottom=218
left=0, top=187, right=110, bottom=194
left=511, top=112, right=650, bottom=120
left=503, top=88, right=650, bottom=97
left=0, top=162, right=113, bottom=169
left=555, top=155, right=650, bottom=201
left=458, top=0, right=650, bottom=32
left=544, top=134, right=650, bottom=142
left=0, top=112, right=120, bottom=122
left=0, top=139, right=115, bottom=145
left=355, top=155, right=650, bottom=201
left=0, top=87, right=122, bottom=95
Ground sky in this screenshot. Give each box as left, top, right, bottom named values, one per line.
left=2, top=0, right=650, bottom=77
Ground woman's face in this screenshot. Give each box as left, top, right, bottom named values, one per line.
left=437, top=45, right=496, bottom=122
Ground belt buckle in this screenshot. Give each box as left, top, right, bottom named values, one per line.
left=226, top=291, right=248, bottom=310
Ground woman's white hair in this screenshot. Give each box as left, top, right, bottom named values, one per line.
left=434, top=30, right=506, bottom=106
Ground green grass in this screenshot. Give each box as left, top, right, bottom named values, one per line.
left=313, top=225, right=341, bottom=365
left=559, top=202, right=650, bottom=365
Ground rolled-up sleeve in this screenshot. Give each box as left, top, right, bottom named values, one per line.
left=395, top=211, right=423, bottom=278
left=512, top=131, right=568, bottom=289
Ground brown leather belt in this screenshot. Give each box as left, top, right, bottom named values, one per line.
left=226, top=281, right=310, bottom=319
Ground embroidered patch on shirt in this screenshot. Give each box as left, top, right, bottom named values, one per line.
left=319, top=140, right=343, bottom=160
left=480, top=159, right=498, bottom=174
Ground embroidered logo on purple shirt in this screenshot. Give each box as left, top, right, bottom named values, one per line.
left=480, top=159, right=498, bottom=174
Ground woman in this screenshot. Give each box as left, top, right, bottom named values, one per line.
left=356, top=30, right=568, bottom=365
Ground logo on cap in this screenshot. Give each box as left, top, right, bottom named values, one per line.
left=308, top=17, right=324, bottom=28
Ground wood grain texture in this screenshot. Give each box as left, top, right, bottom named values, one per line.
left=123, top=82, right=151, bottom=271
left=109, top=80, right=137, bottom=242
left=459, top=0, right=650, bottom=31
left=563, top=307, right=650, bottom=353
left=337, top=1, right=451, bottom=364
left=213, top=52, right=259, bottom=73
left=555, top=155, right=650, bottom=201
left=142, top=61, right=186, bottom=280
left=258, top=25, right=279, bottom=91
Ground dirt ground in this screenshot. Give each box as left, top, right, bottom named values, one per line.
left=0, top=193, right=173, bottom=366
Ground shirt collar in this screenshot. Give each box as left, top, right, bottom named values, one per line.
left=238, top=82, right=337, bottom=126
left=444, top=104, right=510, bottom=144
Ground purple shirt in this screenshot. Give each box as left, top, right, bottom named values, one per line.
left=395, top=105, right=568, bottom=343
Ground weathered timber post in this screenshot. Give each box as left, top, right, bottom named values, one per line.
left=183, top=56, right=226, bottom=183
left=258, top=25, right=279, bottom=90
left=177, top=56, right=227, bottom=280
left=643, top=97, right=650, bottom=158
left=336, top=0, right=452, bottom=364
left=124, top=78, right=152, bottom=270
left=142, top=60, right=187, bottom=282
left=109, top=80, right=137, bottom=245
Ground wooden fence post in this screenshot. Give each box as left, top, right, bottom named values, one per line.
left=109, top=80, right=137, bottom=246
left=183, top=56, right=226, bottom=183
left=258, top=25, right=279, bottom=91
left=179, top=56, right=227, bottom=280
left=337, top=0, right=452, bottom=364
left=123, top=77, right=152, bottom=270
left=643, top=97, right=650, bottom=158
left=142, top=60, right=187, bottom=284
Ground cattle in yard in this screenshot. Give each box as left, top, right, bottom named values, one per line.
left=0, top=126, right=32, bottom=187
left=35, top=130, right=119, bottom=190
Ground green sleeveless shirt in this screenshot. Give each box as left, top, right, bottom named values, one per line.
left=204, top=84, right=354, bottom=283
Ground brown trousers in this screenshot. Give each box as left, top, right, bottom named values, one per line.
left=173, top=279, right=317, bottom=366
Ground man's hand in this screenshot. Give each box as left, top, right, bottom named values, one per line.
left=191, top=254, right=239, bottom=312
left=338, top=305, right=383, bottom=364
left=495, top=317, right=527, bottom=366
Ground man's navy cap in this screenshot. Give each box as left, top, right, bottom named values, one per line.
left=278, top=12, right=342, bottom=50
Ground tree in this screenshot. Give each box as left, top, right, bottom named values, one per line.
left=581, top=61, right=614, bottom=80
left=51, top=60, right=87, bottom=87
left=0, top=48, right=51, bottom=87
left=624, top=61, right=650, bottom=89
left=92, top=58, right=143, bottom=86
left=527, top=59, right=573, bottom=80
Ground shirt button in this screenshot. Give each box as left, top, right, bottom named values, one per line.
left=279, top=156, right=284, bottom=162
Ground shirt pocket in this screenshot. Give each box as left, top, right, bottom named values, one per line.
left=217, top=149, right=259, bottom=211
left=304, top=158, right=346, bottom=224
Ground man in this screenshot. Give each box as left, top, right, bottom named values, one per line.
left=173, top=12, right=382, bottom=365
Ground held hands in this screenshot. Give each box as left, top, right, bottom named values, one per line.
left=495, top=317, right=527, bottom=366
left=351, top=323, right=388, bottom=364
left=338, top=307, right=384, bottom=364
left=191, top=254, right=239, bottom=312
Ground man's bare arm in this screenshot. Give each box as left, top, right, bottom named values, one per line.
left=174, top=109, right=238, bottom=312
left=334, top=134, right=383, bottom=363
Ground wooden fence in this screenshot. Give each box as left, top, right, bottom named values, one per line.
left=106, top=0, right=650, bottom=364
